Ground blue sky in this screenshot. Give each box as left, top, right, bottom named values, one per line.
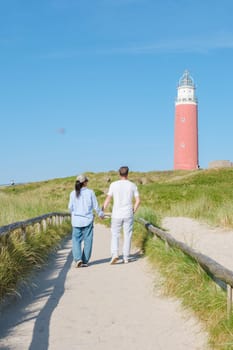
left=1, top=0, right=233, bottom=184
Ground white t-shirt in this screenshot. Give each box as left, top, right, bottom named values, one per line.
left=107, top=179, right=139, bottom=218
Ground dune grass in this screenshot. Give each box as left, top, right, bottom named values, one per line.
left=137, top=168, right=233, bottom=229
left=0, top=221, right=71, bottom=301
left=0, top=178, right=74, bottom=226
left=2, top=167, right=233, bottom=228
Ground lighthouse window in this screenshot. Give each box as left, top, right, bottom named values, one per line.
left=180, top=143, right=185, bottom=148
left=181, top=117, right=186, bottom=122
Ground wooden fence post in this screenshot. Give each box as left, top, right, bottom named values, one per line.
left=37, top=222, right=41, bottom=233
left=227, top=284, right=233, bottom=319
left=42, top=219, right=47, bottom=231
left=21, top=226, right=26, bottom=241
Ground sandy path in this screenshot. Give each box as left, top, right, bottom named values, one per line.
left=0, top=224, right=207, bottom=350
left=163, top=217, right=233, bottom=271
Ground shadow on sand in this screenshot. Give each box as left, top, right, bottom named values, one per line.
left=89, top=250, right=143, bottom=266
left=0, top=237, right=73, bottom=350
left=0, top=241, right=143, bottom=349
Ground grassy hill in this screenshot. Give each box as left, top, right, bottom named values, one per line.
left=1, top=167, right=233, bottom=228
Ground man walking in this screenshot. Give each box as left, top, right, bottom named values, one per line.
left=102, top=166, right=140, bottom=264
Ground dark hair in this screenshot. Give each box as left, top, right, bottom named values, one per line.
left=75, top=180, right=85, bottom=197
left=119, top=166, right=129, bottom=177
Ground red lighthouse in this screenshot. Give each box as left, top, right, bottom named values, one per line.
left=174, top=70, right=199, bottom=170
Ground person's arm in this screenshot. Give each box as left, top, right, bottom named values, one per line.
left=102, top=195, right=112, bottom=211
left=68, top=192, right=73, bottom=213
left=92, top=191, right=104, bottom=217
left=133, top=196, right=140, bottom=214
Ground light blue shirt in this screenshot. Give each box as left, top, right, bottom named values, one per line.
left=68, top=187, right=103, bottom=227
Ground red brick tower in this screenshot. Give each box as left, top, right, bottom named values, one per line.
left=174, top=70, right=199, bottom=170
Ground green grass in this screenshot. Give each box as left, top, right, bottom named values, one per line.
left=0, top=221, right=71, bottom=301
left=2, top=167, right=233, bottom=228
left=2, top=168, right=233, bottom=228
left=138, top=168, right=233, bottom=228
left=0, top=178, right=74, bottom=225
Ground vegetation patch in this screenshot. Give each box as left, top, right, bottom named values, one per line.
left=0, top=221, right=71, bottom=302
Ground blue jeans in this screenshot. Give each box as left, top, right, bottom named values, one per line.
left=72, top=222, right=94, bottom=263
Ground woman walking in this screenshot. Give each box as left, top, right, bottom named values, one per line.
left=68, top=174, right=104, bottom=267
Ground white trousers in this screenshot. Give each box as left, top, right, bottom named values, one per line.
left=111, top=217, right=134, bottom=259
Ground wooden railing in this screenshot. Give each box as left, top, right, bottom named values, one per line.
left=137, top=218, right=233, bottom=319
left=0, top=212, right=71, bottom=238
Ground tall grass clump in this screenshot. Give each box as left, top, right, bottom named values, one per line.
left=0, top=188, right=69, bottom=226
left=133, top=211, right=233, bottom=349
left=133, top=206, right=161, bottom=249
left=0, top=221, right=71, bottom=302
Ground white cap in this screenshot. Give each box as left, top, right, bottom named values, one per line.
left=76, top=174, right=88, bottom=183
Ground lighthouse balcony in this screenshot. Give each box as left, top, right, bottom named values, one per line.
left=176, top=97, right=198, bottom=103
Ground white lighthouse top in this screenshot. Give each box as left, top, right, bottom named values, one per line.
left=179, top=70, right=195, bottom=87
left=176, top=70, right=197, bottom=105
